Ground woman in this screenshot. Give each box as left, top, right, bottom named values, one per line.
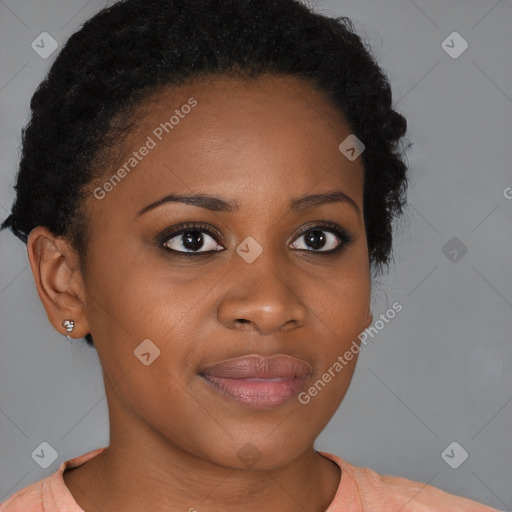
left=0, top=0, right=502, bottom=510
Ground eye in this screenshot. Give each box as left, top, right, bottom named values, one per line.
left=161, top=223, right=224, bottom=255
left=290, top=221, right=353, bottom=254
left=157, top=220, right=353, bottom=257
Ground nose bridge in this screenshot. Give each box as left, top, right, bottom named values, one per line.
left=217, top=238, right=306, bottom=333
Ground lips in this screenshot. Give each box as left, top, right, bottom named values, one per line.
left=200, top=353, right=312, bottom=379
left=199, top=354, right=312, bottom=409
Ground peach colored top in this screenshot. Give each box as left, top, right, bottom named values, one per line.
left=0, top=447, right=502, bottom=511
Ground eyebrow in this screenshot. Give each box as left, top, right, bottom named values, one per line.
left=136, top=190, right=360, bottom=217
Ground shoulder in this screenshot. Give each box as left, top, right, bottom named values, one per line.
left=359, top=466, right=500, bottom=511
left=320, top=451, right=502, bottom=512
left=0, top=478, right=46, bottom=512
left=0, top=446, right=107, bottom=512
left=0, top=469, right=78, bottom=512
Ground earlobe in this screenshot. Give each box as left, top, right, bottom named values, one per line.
left=26, top=227, right=89, bottom=339
left=364, top=309, right=373, bottom=330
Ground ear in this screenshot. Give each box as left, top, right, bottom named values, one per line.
left=363, top=308, right=373, bottom=330
left=26, top=226, right=89, bottom=339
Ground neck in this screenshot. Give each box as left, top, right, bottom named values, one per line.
left=63, top=400, right=340, bottom=512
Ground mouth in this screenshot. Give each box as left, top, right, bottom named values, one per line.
left=198, top=354, right=312, bottom=409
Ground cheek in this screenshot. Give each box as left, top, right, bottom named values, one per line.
left=297, top=269, right=369, bottom=419
left=82, top=244, right=206, bottom=373
left=303, top=269, right=371, bottom=393
left=306, top=259, right=371, bottom=335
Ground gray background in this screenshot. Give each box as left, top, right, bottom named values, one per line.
left=0, top=0, right=511, bottom=509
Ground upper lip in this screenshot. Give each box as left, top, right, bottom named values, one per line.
left=199, top=354, right=313, bottom=379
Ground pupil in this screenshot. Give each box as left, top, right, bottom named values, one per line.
left=183, top=231, right=203, bottom=251
left=305, top=230, right=326, bottom=250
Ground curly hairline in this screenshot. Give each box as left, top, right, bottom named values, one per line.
left=0, top=0, right=411, bottom=347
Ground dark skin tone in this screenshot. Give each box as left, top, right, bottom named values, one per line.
left=27, top=74, right=373, bottom=512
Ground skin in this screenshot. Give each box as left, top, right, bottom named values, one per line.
left=27, top=73, right=373, bottom=512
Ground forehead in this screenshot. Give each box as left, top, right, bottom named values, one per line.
left=87, top=73, right=364, bottom=220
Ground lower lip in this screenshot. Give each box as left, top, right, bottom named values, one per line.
left=200, top=375, right=309, bottom=409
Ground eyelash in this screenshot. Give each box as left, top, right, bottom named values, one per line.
left=157, top=221, right=354, bottom=258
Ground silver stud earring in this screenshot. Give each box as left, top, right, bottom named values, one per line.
left=62, top=319, right=75, bottom=338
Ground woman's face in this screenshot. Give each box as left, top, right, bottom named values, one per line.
left=76, top=74, right=372, bottom=469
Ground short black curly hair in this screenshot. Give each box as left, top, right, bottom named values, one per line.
left=1, top=0, right=409, bottom=347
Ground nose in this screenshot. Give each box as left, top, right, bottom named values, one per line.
left=217, top=255, right=307, bottom=335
